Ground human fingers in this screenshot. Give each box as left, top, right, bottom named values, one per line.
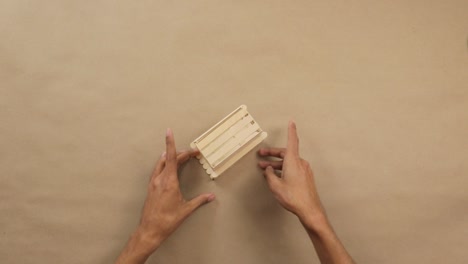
left=153, top=151, right=167, bottom=178
left=152, top=149, right=199, bottom=180
left=286, top=121, right=300, bottom=157
left=258, top=160, right=283, bottom=170
left=263, top=166, right=282, bottom=192
left=184, top=193, right=216, bottom=215
left=258, top=147, right=286, bottom=159
left=165, top=128, right=177, bottom=173
left=177, top=149, right=200, bottom=167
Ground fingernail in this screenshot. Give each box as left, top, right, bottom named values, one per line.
left=161, top=151, right=166, bottom=157
left=166, top=128, right=171, bottom=137
left=207, top=194, right=216, bottom=202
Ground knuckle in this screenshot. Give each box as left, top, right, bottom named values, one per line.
left=151, top=178, right=161, bottom=188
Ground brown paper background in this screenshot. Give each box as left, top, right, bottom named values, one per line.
left=1, top=1, right=467, bottom=263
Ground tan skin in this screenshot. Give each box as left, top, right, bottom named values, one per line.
left=116, top=122, right=355, bottom=264
left=258, top=121, right=355, bottom=264
left=115, top=128, right=215, bottom=264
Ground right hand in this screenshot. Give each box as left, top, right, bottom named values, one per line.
left=258, top=121, right=326, bottom=228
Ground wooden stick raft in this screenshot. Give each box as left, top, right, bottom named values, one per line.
left=190, top=105, right=268, bottom=179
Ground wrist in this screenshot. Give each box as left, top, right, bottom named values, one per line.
left=132, top=227, right=164, bottom=254
left=116, top=229, right=161, bottom=264
left=297, top=210, right=330, bottom=234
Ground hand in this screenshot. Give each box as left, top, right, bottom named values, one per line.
left=258, top=122, right=355, bottom=264
left=258, top=121, right=326, bottom=229
left=116, top=128, right=215, bottom=264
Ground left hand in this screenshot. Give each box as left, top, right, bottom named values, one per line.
left=116, top=128, right=215, bottom=264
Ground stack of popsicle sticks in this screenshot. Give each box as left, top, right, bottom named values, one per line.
left=190, top=105, right=268, bottom=179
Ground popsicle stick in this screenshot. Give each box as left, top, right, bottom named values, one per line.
left=190, top=105, right=267, bottom=179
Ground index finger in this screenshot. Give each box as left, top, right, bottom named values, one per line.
left=258, top=147, right=286, bottom=159
left=286, top=121, right=299, bottom=156
left=177, top=148, right=200, bottom=166
left=165, top=128, right=177, bottom=172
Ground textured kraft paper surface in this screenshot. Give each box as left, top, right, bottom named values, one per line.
left=1, top=1, right=467, bottom=264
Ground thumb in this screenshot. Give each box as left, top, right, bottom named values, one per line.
left=264, top=166, right=282, bottom=191
left=186, top=193, right=216, bottom=214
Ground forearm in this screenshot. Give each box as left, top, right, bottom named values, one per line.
left=115, top=229, right=161, bottom=264
left=300, top=214, right=355, bottom=264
